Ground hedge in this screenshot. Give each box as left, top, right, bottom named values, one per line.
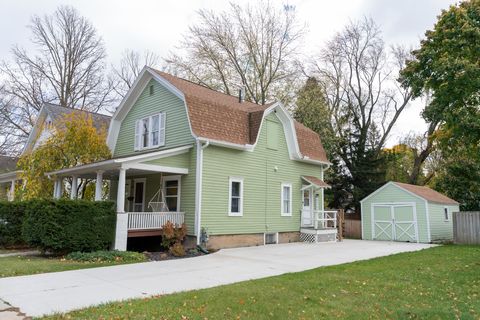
left=22, top=199, right=116, bottom=253
left=0, top=201, right=27, bottom=247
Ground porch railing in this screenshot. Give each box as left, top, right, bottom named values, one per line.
left=127, top=212, right=185, bottom=230
left=314, top=210, right=337, bottom=230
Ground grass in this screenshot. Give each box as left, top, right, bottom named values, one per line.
left=41, top=245, right=480, bottom=320
left=0, top=255, right=146, bottom=278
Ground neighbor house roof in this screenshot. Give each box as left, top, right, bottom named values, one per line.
left=302, top=175, right=331, bottom=188
left=0, top=156, right=18, bottom=174
left=43, top=103, right=111, bottom=132
left=153, top=70, right=329, bottom=163
left=393, top=182, right=459, bottom=205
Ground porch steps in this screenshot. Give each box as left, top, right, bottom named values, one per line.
left=300, top=228, right=337, bottom=243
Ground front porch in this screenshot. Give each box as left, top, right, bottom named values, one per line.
left=46, top=146, right=194, bottom=251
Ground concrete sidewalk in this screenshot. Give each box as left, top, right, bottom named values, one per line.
left=0, top=240, right=434, bottom=317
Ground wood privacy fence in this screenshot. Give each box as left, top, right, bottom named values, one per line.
left=453, top=212, right=480, bottom=245
left=336, top=209, right=362, bottom=240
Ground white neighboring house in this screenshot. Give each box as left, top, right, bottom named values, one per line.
left=0, top=103, right=111, bottom=201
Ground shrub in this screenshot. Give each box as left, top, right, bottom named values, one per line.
left=160, top=221, right=187, bottom=249
left=0, top=201, right=27, bottom=247
left=169, top=242, right=186, bottom=257
left=22, top=199, right=116, bottom=253
left=65, top=250, right=146, bottom=263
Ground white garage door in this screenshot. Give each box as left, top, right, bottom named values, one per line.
left=372, top=203, right=418, bottom=242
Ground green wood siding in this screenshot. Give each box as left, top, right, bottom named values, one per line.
left=428, top=203, right=459, bottom=242
left=142, top=151, right=191, bottom=168
left=201, top=113, right=324, bottom=235
left=361, top=184, right=430, bottom=243
left=114, top=79, right=194, bottom=157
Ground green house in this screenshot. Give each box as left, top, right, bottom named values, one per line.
left=360, top=181, right=460, bottom=243
left=46, top=67, right=335, bottom=250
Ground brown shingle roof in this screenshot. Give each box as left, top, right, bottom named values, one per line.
left=393, top=182, right=459, bottom=205
left=153, top=70, right=329, bottom=163
left=302, top=175, right=331, bottom=188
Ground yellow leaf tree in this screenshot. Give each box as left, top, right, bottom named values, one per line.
left=18, top=113, right=111, bottom=199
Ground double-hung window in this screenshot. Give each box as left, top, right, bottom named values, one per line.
left=229, top=177, right=243, bottom=216
left=281, top=183, right=292, bottom=216
left=135, top=113, right=166, bottom=150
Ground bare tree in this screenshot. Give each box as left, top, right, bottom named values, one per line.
left=310, top=18, right=413, bottom=207
left=112, top=49, right=160, bottom=97
left=0, top=6, right=114, bottom=155
left=165, top=2, right=305, bottom=105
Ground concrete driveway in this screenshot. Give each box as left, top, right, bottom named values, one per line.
left=0, top=240, right=434, bottom=317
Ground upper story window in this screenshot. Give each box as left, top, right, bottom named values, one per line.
left=228, top=177, right=243, bottom=216
left=134, top=113, right=166, bottom=151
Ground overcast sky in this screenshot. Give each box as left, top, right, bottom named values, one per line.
left=0, top=0, right=456, bottom=145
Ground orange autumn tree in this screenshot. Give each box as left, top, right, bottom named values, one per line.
left=19, top=113, right=111, bottom=199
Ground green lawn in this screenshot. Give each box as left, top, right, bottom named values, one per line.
left=0, top=255, right=143, bottom=278
left=41, top=245, right=480, bottom=320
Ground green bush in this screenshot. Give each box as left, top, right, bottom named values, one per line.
left=22, top=199, right=116, bottom=253
left=65, top=250, right=146, bottom=263
left=0, top=201, right=27, bottom=247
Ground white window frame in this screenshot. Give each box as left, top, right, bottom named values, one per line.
left=444, top=206, right=449, bottom=221
left=228, top=177, right=243, bottom=216
left=163, top=175, right=181, bottom=212
left=281, top=183, right=292, bottom=216
left=134, top=112, right=166, bottom=151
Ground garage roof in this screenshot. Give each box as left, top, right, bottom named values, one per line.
left=393, top=182, right=459, bottom=205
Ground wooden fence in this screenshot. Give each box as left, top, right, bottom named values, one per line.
left=336, top=209, right=362, bottom=240
left=453, top=212, right=480, bottom=244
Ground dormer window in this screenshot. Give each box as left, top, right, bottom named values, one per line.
left=134, top=113, right=165, bottom=150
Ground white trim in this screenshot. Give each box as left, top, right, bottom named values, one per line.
left=281, top=183, right=292, bottom=216
left=360, top=182, right=426, bottom=204
left=0, top=171, right=22, bottom=184
left=263, top=232, right=279, bottom=245
left=163, top=175, right=181, bottom=212
left=425, top=200, right=431, bottom=242
left=228, top=176, right=244, bottom=216
left=132, top=178, right=146, bottom=212
left=22, top=104, right=49, bottom=155
left=122, top=163, right=188, bottom=175
left=45, top=145, right=192, bottom=176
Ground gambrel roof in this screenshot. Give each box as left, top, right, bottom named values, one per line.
left=153, top=70, right=329, bottom=164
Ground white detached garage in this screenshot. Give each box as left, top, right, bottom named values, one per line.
left=361, top=181, right=459, bottom=243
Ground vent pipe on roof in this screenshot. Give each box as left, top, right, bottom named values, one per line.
left=238, top=87, right=245, bottom=103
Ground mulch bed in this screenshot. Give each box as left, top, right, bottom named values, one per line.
left=144, top=248, right=206, bottom=261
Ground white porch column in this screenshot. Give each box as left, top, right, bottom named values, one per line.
left=9, top=180, right=15, bottom=201
left=70, top=176, right=78, bottom=200
left=95, top=170, right=104, bottom=201
left=57, top=178, right=64, bottom=198
left=53, top=179, right=58, bottom=199
left=114, top=167, right=128, bottom=251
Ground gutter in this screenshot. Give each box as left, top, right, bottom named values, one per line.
left=195, top=139, right=210, bottom=245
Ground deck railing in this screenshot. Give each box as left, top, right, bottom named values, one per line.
left=127, top=212, right=185, bottom=230
left=314, top=210, right=337, bottom=230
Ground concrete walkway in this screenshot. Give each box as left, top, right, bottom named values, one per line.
left=0, top=240, right=434, bottom=317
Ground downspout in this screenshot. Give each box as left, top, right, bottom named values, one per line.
left=195, top=139, right=209, bottom=245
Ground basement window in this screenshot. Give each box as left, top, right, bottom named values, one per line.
left=264, top=233, right=278, bottom=245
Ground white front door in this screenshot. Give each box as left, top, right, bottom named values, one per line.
left=133, top=179, right=146, bottom=212
left=301, top=188, right=313, bottom=227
